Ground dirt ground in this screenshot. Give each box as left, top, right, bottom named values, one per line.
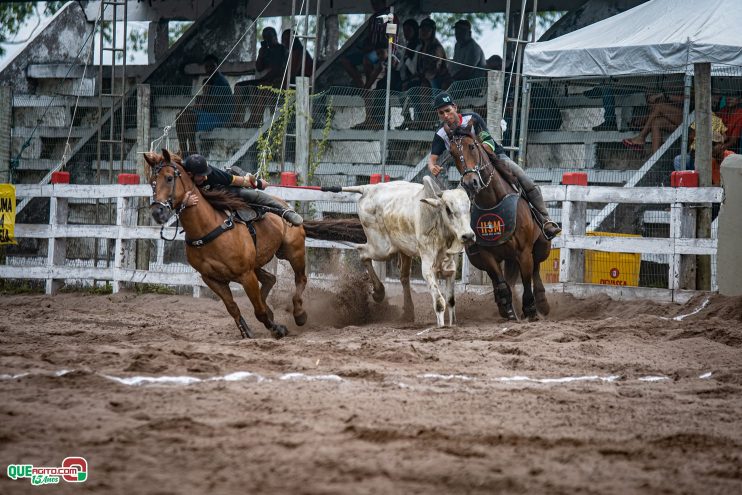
left=1, top=276, right=741, bottom=494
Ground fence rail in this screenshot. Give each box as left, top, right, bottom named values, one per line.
left=1, top=183, right=723, bottom=302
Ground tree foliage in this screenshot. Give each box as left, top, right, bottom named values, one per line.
left=0, top=1, right=65, bottom=56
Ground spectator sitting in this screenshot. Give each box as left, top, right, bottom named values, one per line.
left=719, top=96, right=742, bottom=153
left=404, top=18, right=450, bottom=130
left=485, top=55, right=502, bottom=71
left=233, top=27, right=288, bottom=128
left=673, top=115, right=732, bottom=187
left=175, top=54, right=234, bottom=156
left=339, top=0, right=395, bottom=89
left=448, top=19, right=486, bottom=83
left=282, top=29, right=314, bottom=84
left=622, top=91, right=685, bottom=154
left=418, top=18, right=450, bottom=90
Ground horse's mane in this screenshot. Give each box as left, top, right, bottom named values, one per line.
left=201, top=188, right=251, bottom=211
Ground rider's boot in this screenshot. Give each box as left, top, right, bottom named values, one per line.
left=526, top=187, right=561, bottom=240
left=238, top=189, right=304, bottom=226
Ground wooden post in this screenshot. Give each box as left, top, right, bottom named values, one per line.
left=0, top=86, right=11, bottom=183
left=321, top=15, right=339, bottom=60
left=669, top=202, right=696, bottom=290
left=113, top=193, right=135, bottom=293
left=295, top=76, right=310, bottom=184
left=46, top=191, right=68, bottom=294
left=559, top=186, right=586, bottom=285
left=487, top=70, right=505, bottom=142
left=694, top=63, right=712, bottom=290
left=136, top=84, right=152, bottom=271
left=147, top=20, right=169, bottom=65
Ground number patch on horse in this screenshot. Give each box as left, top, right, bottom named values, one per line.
left=471, top=194, right=519, bottom=246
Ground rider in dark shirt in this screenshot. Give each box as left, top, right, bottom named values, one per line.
left=427, top=92, right=561, bottom=239
left=182, top=154, right=303, bottom=226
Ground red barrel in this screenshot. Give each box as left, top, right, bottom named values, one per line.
left=51, top=171, right=70, bottom=184
left=281, top=172, right=298, bottom=186
left=370, top=173, right=390, bottom=184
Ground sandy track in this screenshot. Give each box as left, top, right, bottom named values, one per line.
left=1, top=284, right=741, bottom=494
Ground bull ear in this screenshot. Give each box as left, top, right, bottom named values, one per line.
left=423, top=175, right=444, bottom=198
left=420, top=197, right=442, bottom=208
left=162, top=148, right=171, bottom=162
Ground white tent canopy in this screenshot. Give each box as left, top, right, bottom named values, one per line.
left=523, top=0, right=742, bottom=78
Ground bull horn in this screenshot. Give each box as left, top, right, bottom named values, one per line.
left=423, top=175, right=444, bottom=198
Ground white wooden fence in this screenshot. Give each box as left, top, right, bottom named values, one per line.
left=1, top=183, right=723, bottom=303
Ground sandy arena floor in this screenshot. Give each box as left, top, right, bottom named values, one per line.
left=1, top=277, right=741, bottom=494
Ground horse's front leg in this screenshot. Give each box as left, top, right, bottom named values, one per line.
left=239, top=270, right=287, bottom=339
left=478, top=250, right=517, bottom=321
left=201, top=275, right=254, bottom=339
left=517, top=250, right=538, bottom=320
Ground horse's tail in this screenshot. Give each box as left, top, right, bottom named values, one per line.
left=303, top=218, right=367, bottom=244
left=320, top=185, right=365, bottom=194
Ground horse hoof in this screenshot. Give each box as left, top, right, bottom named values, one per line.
left=271, top=324, right=288, bottom=340
left=294, top=311, right=308, bottom=326
left=372, top=288, right=385, bottom=303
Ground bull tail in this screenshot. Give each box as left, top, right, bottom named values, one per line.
left=320, top=185, right=365, bottom=194
left=303, top=218, right=367, bottom=244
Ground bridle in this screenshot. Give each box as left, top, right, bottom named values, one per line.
left=449, top=130, right=495, bottom=198
left=150, top=159, right=191, bottom=240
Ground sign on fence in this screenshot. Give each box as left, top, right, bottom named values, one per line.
left=0, top=184, right=16, bottom=245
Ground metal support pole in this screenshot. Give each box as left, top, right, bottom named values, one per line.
left=680, top=71, right=692, bottom=169
left=381, top=6, right=395, bottom=183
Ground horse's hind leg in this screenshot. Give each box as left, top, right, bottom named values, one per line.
left=201, top=275, right=254, bottom=339
left=255, top=267, right=276, bottom=322
left=239, top=270, right=288, bottom=339
left=285, top=243, right=308, bottom=326
left=399, top=254, right=414, bottom=322
left=532, top=240, right=551, bottom=316
left=517, top=251, right=538, bottom=320
left=532, top=259, right=550, bottom=316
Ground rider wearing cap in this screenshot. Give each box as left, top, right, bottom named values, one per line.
left=427, top=92, right=561, bottom=239
left=181, top=154, right=303, bottom=226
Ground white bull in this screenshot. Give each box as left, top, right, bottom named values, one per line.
left=343, top=176, right=475, bottom=327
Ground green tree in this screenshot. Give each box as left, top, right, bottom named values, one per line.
left=0, top=1, right=65, bottom=56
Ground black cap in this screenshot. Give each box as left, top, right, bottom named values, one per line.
left=433, top=92, right=455, bottom=110
left=183, top=154, right=212, bottom=176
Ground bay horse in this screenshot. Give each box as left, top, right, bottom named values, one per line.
left=445, top=122, right=551, bottom=320
left=145, top=149, right=307, bottom=339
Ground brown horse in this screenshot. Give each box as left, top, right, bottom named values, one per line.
left=145, top=149, right=307, bottom=339
left=446, top=122, right=551, bottom=320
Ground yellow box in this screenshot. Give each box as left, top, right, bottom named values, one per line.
left=540, top=248, right=561, bottom=284
left=584, top=232, right=641, bottom=287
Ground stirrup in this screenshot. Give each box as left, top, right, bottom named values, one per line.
left=542, top=220, right=561, bottom=240
left=280, top=208, right=303, bottom=226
